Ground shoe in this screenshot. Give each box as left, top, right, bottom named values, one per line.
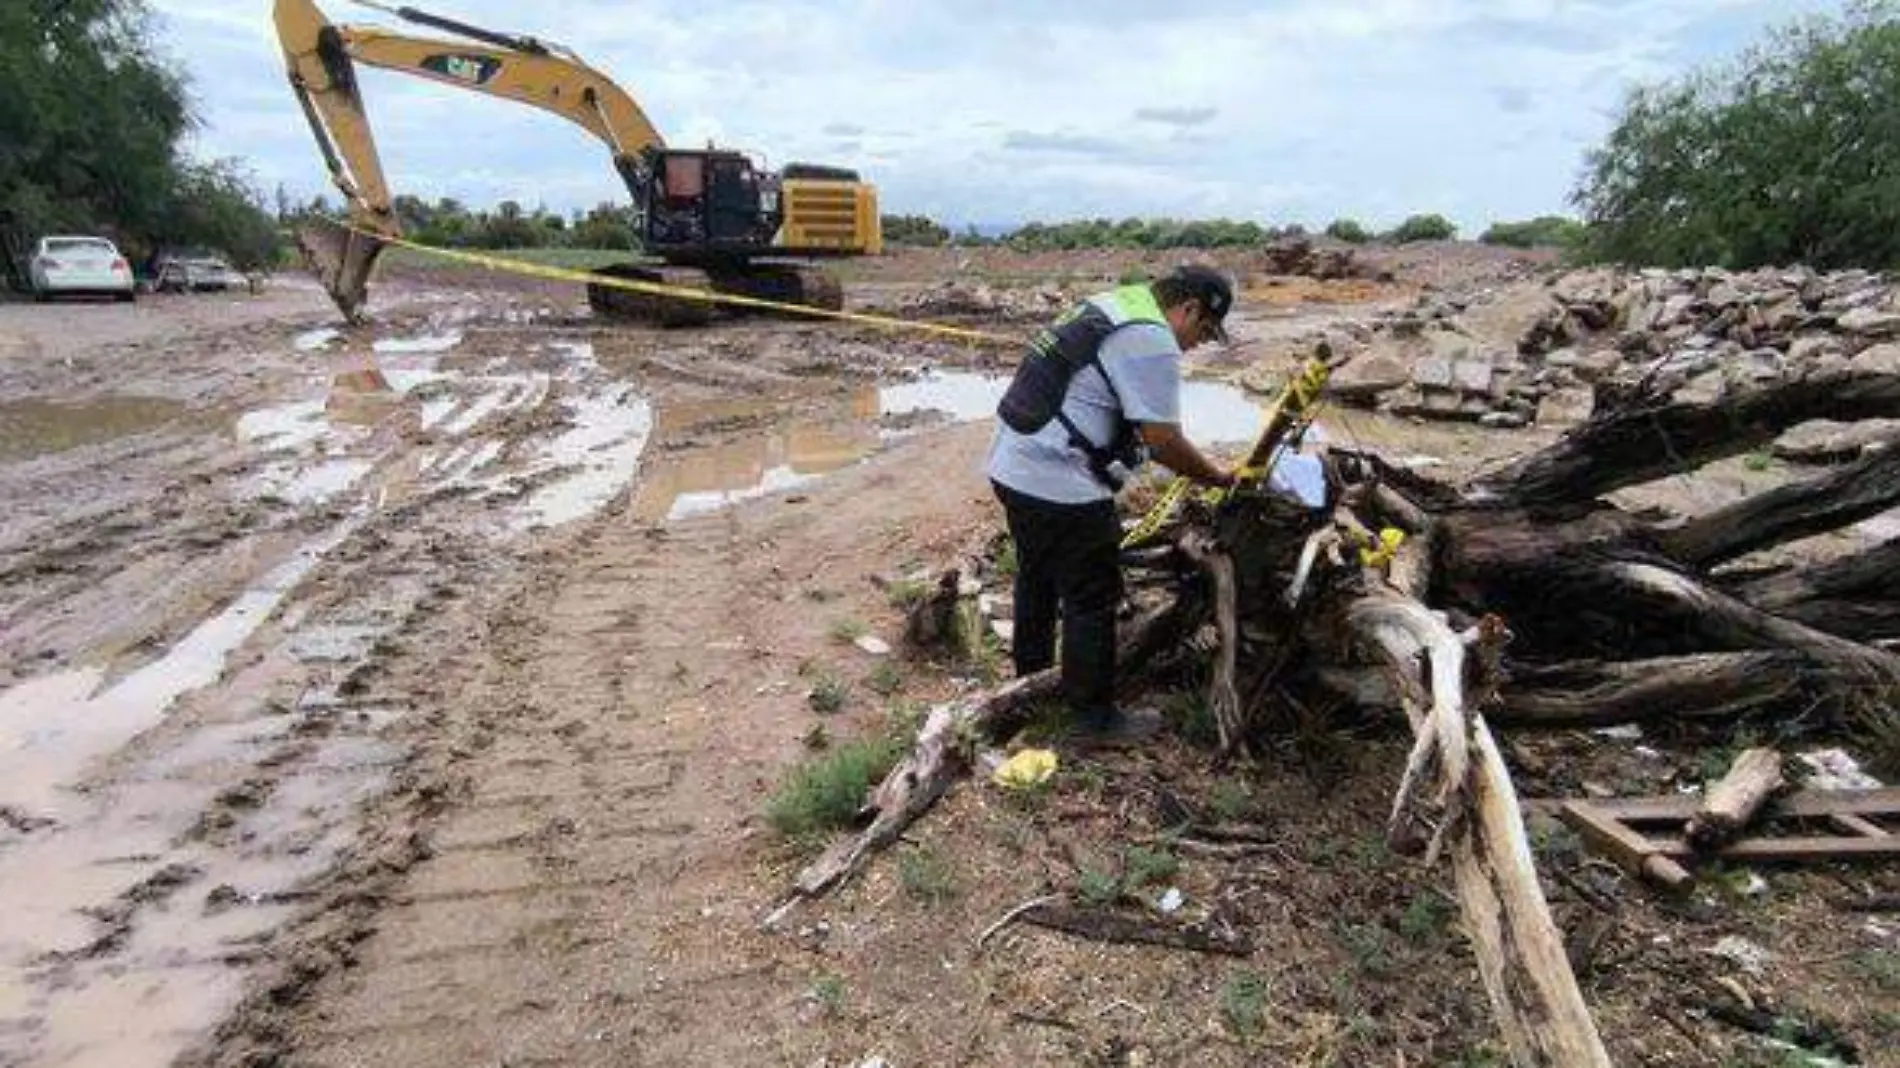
left=1072, top=706, right=1166, bottom=749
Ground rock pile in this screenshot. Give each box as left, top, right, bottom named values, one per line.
left=1250, top=236, right=1369, bottom=281
left=889, top=280, right=1068, bottom=321
left=1324, top=266, right=1900, bottom=436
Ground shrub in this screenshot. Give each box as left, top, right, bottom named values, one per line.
left=1324, top=218, right=1372, bottom=244
left=1385, top=213, right=1458, bottom=243
left=1572, top=1, right=1900, bottom=268
left=1479, top=215, right=1587, bottom=250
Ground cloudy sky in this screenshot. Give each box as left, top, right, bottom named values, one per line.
left=149, top=0, right=1845, bottom=232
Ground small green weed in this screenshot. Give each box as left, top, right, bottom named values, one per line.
left=1064, top=763, right=1108, bottom=798
left=1124, top=845, right=1181, bottom=889
left=1076, top=866, right=1121, bottom=907
left=1336, top=921, right=1398, bottom=977
left=886, top=699, right=928, bottom=743
left=1219, top=972, right=1271, bottom=1037
left=1744, top=450, right=1774, bottom=472
left=898, top=846, right=958, bottom=905
left=865, top=660, right=904, bottom=697
left=1398, top=889, right=1457, bottom=943
left=807, top=674, right=850, bottom=714
left=811, top=975, right=846, bottom=1015
left=1207, top=778, right=1253, bottom=822
left=1855, top=950, right=1900, bottom=992
left=829, top=617, right=869, bottom=643
left=765, top=736, right=903, bottom=839
left=994, top=536, right=1018, bottom=578
left=885, top=579, right=930, bottom=609
left=1350, top=833, right=1392, bottom=870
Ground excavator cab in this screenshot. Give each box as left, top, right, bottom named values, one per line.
left=621, top=147, right=781, bottom=253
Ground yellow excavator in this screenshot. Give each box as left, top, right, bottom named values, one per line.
left=273, top=0, right=882, bottom=326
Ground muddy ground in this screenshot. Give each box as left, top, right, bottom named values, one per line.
left=0, top=245, right=1894, bottom=1068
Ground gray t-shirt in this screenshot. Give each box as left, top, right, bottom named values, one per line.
left=986, top=318, right=1183, bottom=504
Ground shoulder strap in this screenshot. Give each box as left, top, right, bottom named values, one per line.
left=1052, top=352, right=1137, bottom=490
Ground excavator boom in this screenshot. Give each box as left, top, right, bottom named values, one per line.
left=273, top=0, right=874, bottom=324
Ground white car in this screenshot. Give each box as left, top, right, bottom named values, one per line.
left=155, top=256, right=242, bottom=293
left=29, top=236, right=136, bottom=302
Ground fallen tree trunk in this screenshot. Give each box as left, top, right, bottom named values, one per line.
left=1656, top=445, right=1900, bottom=569
left=1726, top=538, right=1900, bottom=641
left=1473, top=369, right=1900, bottom=507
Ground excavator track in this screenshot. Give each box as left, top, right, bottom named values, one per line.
left=586, top=261, right=845, bottom=328
left=586, top=264, right=716, bottom=328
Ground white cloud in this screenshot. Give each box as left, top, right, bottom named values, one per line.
left=148, top=0, right=1848, bottom=230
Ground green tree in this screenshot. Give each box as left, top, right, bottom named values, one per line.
left=880, top=214, right=951, bottom=246
left=1385, top=213, right=1458, bottom=243
left=0, top=0, right=282, bottom=269
left=1325, top=218, right=1372, bottom=244
left=1480, top=215, right=1587, bottom=250
left=153, top=159, right=283, bottom=271
left=1573, top=1, right=1900, bottom=269
left=0, top=0, right=191, bottom=253
left=569, top=203, right=638, bottom=248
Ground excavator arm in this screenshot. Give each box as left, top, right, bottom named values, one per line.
left=273, top=0, right=666, bottom=318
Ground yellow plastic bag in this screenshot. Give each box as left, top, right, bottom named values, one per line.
left=992, top=748, right=1058, bottom=790
left=1358, top=527, right=1406, bottom=569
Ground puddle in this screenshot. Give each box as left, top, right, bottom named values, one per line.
left=256, top=458, right=375, bottom=505
left=0, top=551, right=423, bottom=1068
left=628, top=373, right=1271, bottom=523
left=877, top=371, right=1005, bottom=424
left=373, top=331, right=463, bottom=355
left=0, top=396, right=191, bottom=463
left=1179, top=380, right=1266, bottom=444
left=236, top=400, right=332, bottom=452
left=872, top=370, right=1266, bottom=444
left=293, top=327, right=339, bottom=352
left=0, top=708, right=393, bottom=1068
left=634, top=421, right=879, bottom=521
left=0, top=519, right=358, bottom=820
left=515, top=386, right=654, bottom=529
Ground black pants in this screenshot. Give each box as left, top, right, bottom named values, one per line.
left=992, top=480, right=1122, bottom=722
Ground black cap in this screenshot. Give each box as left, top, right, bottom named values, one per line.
left=1166, top=264, right=1233, bottom=343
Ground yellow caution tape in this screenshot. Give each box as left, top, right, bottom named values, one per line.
left=341, top=223, right=1024, bottom=347
left=1119, top=350, right=1333, bottom=551
left=992, top=748, right=1059, bottom=790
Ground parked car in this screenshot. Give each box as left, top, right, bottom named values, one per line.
left=28, top=236, right=136, bottom=302
left=155, top=255, right=242, bottom=293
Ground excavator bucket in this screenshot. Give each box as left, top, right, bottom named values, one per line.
left=297, top=216, right=386, bottom=322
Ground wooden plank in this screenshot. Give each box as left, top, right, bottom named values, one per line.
left=1594, top=788, right=1900, bottom=822
left=1828, top=812, right=1892, bottom=838
left=1648, top=835, right=1900, bottom=862
left=1558, top=803, right=1693, bottom=888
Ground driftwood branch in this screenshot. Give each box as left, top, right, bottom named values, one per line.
left=1017, top=901, right=1254, bottom=957
left=1341, top=587, right=1611, bottom=1068
left=1182, top=533, right=1245, bottom=753
left=1687, top=747, right=1786, bottom=851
